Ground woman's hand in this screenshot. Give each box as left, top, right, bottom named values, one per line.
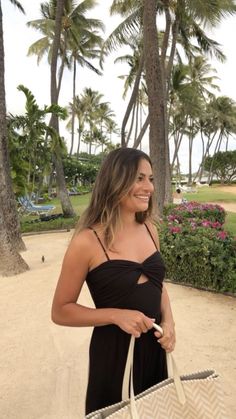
left=112, top=309, right=155, bottom=338
left=154, top=321, right=176, bottom=352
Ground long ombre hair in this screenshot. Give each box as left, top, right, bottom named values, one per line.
left=75, top=148, right=155, bottom=249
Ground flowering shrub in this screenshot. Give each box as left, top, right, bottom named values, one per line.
left=164, top=201, right=226, bottom=224
left=160, top=202, right=236, bottom=293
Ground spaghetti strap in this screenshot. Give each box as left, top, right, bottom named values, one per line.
left=89, top=227, right=110, bottom=260
left=144, top=223, right=158, bottom=250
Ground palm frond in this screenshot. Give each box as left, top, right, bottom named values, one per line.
left=192, top=23, right=226, bottom=62
left=101, top=9, right=141, bottom=58
left=9, top=0, right=25, bottom=14
left=110, top=0, right=141, bottom=17
left=27, top=37, right=51, bottom=64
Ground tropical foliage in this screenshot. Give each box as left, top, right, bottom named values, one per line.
left=160, top=202, right=236, bottom=293
left=67, top=88, right=119, bottom=155
left=8, top=85, right=67, bottom=196
left=204, top=150, right=236, bottom=183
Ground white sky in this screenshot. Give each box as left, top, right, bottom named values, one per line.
left=2, top=0, right=236, bottom=173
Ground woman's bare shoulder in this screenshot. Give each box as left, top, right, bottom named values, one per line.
left=71, top=227, right=96, bottom=251
left=145, top=219, right=160, bottom=249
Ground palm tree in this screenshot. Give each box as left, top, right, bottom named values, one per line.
left=27, top=0, right=104, bottom=216
left=68, top=33, right=103, bottom=155
left=143, top=0, right=166, bottom=214
left=115, top=36, right=148, bottom=147
left=169, top=56, right=219, bottom=184
left=27, top=0, right=104, bottom=96
left=49, top=0, right=76, bottom=217
left=102, top=0, right=236, bottom=210
left=0, top=0, right=29, bottom=275
left=67, top=95, right=86, bottom=157
left=80, top=87, right=104, bottom=154
left=205, top=96, right=236, bottom=183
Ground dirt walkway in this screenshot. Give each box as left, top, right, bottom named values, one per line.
left=216, top=186, right=236, bottom=195
left=0, top=231, right=235, bottom=418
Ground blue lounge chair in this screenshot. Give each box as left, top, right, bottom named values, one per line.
left=18, top=196, right=55, bottom=216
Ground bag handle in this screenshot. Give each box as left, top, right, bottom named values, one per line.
left=122, top=323, right=186, bottom=417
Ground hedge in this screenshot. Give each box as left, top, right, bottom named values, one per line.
left=160, top=202, right=236, bottom=294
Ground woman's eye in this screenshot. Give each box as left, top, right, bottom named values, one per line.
left=150, top=177, right=154, bottom=183
left=137, top=176, right=143, bottom=181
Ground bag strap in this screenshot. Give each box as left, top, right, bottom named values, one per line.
left=122, top=323, right=186, bottom=416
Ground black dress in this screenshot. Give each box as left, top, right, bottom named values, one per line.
left=85, top=224, right=167, bottom=415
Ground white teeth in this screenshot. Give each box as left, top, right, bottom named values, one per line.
left=135, top=195, right=149, bottom=200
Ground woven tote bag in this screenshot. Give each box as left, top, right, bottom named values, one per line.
left=85, top=324, right=228, bottom=419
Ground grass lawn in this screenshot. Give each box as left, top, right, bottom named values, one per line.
left=20, top=186, right=236, bottom=235
left=182, top=185, right=236, bottom=203
left=20, top=194, right=90, bottom=233
left=224, top=212, right=236, bottom=236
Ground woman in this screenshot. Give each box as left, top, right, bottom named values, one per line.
left=51, top=147, right=175, bottom=415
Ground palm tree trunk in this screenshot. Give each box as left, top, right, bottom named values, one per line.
left=76, top=130, right=81, bottom=158
left=143, top=0, right=166, bottom=215
left=121, top=51, right=144, bottom=147
left=171, top=131, right=184, bottom=173
left=193, top=130, right=205, bottom=182
left=134, top=98, right=139, bottom=142
left=0, top=1, right=26, bottom=258
left=126, top=100, right=137, bottom=144
left=0, top=10, right=28, bottom=277
left=198, top=132, right=216, bottom=182
left=69, top=55, right=76, bottom=156
left=133, top=115, right=149, bottom=149
left=50, top=0, right=75, bottom=217
left=207, top=131, right=223, bottom=184
left=188, top=119, right=194, bottom=185
left=0, top=205, right=29, bottom=276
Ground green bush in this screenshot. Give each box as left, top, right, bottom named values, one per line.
left=21, top=215, right=79, bottom=233
left=160, top=202, right=236, bottom=293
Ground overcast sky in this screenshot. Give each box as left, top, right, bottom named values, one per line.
left=2, top=0, right=236, bottom=172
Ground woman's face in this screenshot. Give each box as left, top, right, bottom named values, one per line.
left=120, top=158, right=154, bottom=213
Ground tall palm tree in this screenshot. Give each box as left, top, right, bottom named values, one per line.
left=115, top=35, right=148, bottom=147
left=67, top=95, right=86, bottom=157
left=27, top=0, right=104, bottom=215
left=27, top=0, right=104, bottom=103
left=49, top=0, right=76, bottom=217
left=0, top=0, right=29, bottom=275
left=80, top=87, right=103, bottom=154
left=102, top=0, right=236, bottom=210
left=205, top=96, right=236, bottom=183
left=169, top=56, right=219, bottom=184
left=68, top=31, right=103, bottom=155
left=143, top=0, right=166, bottom=214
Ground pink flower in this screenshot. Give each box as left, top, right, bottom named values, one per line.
left=169, top=226, right=181, bottom=234
left=211, top=221, right=222, bottom=229
left=217, top=231, right=228, bottom=240
left=201, top=220, right=211, bottom=227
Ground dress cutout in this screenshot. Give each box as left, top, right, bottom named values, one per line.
left=85, top=224, right=167, bottom=415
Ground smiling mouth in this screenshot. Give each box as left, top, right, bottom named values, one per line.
left=134, top=195, right=150, bottom=202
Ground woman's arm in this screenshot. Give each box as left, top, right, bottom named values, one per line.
left=147, top=221, right=176, bottom=352
left=156, top=285, right=176, bottom=352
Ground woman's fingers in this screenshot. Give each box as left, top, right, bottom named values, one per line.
left=154, top=323, right=176, bottom=352
left=114, top=309, right=156, bottom=337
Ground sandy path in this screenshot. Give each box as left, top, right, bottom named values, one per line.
left=0, top=231, right=235, bottom=419
left=216, top=186, right=236, bottom=194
